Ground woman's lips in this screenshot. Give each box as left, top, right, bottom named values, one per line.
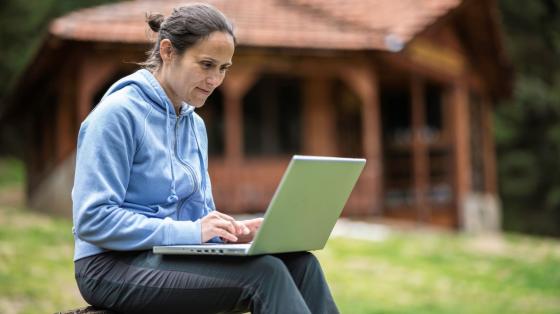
left=196, top=87, right=210, bottom=95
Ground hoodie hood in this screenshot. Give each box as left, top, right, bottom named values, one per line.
left=101, top=69, right=195, bottom=117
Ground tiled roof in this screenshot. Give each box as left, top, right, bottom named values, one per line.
left=50, top=0, right=462, bottom=51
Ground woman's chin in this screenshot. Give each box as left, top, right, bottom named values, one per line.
left=188, top=96, right=208, bottom=108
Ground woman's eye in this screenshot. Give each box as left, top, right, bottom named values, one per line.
left=220, top=67, right=229, bottom=73
left=201, top=62, right=213, bottom=69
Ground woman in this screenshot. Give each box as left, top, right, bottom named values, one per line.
left=72, top=3, right=339, bottom=314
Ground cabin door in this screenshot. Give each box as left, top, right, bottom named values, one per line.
left=381, top=79, right=454, bottom=224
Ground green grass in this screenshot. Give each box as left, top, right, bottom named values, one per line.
left=0, top=207, right=80, bottom=313
left=1, top=209, right=559, bottom=314
left=0, top=159, right=559, bottom=313
left=317, top=234, right=560, bottom=314
left=0, top=158, right=24, bottom=187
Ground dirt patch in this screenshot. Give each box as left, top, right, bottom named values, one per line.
left=0, top=185, right=23, bottom=208
left=0, top=297, right=26, bottom=314
left=467, top=232, right=560, bottom=261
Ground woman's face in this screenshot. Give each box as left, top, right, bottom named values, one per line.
left=158, top=31, right=235, bottom=109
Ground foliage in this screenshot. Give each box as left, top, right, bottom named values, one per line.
left=0, top=0, right=120, bottom=156
left=0, top=0, right=118, bottom=101
left=497, top=0, right=560, bottom=236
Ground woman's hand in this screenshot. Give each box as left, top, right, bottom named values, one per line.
left=200, top=211, right=250, bottom=243
left=232, top=218, right=264, bottom=243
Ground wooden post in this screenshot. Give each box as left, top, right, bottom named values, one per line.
left=303, top=76, right=336, bottom=156
left=339, top=64, right=382, bottom=215
left=221, top=68, right=257, bottom=212
left=57, top=63, right=78, bottom=164
left=77, top=56, right=118, bottom=124
left=481, top=96, right=498, bottom=195
left=450, top=80, right=471, bottom=228
left=411, top=75, right=429, bottom=223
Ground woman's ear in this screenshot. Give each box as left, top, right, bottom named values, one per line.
left=159, top=39, right=174, bottom=63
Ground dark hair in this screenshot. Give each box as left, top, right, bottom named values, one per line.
left=142, top=3, right=236, bottom=72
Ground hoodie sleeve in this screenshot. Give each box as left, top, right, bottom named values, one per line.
left=72, top=96, right=201, bottom=251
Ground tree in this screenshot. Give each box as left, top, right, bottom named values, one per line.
left=497, top=0, right=560, bottom=236
left=0, top=0, right=118, bottom=155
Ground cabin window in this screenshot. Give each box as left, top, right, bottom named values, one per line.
left=425, top=83, right=452, bottom=205
left=381, top=87, right=414, bottom=206
left=196, top=89, right=225, bottom=156
left=243, top=74, right=302, bottom=156
left=333, top=79, right=363, bottom=157
left=381, top=80, right=452, bottom=209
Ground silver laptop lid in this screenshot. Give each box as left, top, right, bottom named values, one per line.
left=248, top=155, right=365, bottom=255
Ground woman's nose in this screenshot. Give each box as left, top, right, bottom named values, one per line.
left=206, top=72, right=222, bottom=86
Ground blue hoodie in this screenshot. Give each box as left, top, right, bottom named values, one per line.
left=72, top=69, right=217, bottom=261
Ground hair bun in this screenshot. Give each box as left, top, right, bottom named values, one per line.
left=146, top=13, right=165, bottom=32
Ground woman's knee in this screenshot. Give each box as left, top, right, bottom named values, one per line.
left=249, top=255, right=298, bottom=286
left=298, top=252, right=319, bottom=265
left=283, top=252, right=322, bottom=272
left=250, top=255, right=291, bottom=280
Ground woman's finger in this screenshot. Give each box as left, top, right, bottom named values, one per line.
left=214, top=211, right=235, bottom=222
left=213, top=216, right=238, bottom=235
left=236, top=221, right=250, bottom=234
left=243, top=218, right=264, bottom=231
left=214, top=211, right=249, bottom=235
left=213, top=226, right=238, bottom=242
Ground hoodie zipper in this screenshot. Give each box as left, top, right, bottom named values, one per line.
left=176, top=198, right=188, bottom=220
left=190, top=115, right=208, bottom=209
left=173, top=116, right=200, bottom=201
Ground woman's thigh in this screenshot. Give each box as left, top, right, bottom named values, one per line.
left=75, top=251, right=298, bottom=314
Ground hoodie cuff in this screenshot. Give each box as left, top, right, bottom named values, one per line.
left=208, top=236, right=224, bottom=244
left=164, top=218, right=202, bottom=245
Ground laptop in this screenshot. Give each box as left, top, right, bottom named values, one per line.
left=153, top=155, right=366, bottom=256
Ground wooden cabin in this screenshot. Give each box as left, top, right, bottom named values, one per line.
left=0, top=0, right=512, bottom=231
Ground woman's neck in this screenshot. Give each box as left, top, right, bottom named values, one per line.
left=154, top=71, right=181, bottom=116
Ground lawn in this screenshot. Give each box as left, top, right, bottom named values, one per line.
left=318, top=234, right=560, bottom=314
left=0, top=159, right=559, bottom=313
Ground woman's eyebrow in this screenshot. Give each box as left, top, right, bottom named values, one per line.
left=200, top=56, right=232, bottom=66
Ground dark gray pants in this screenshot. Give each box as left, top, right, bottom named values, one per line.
left=75, top=250, right=339, bottom=314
